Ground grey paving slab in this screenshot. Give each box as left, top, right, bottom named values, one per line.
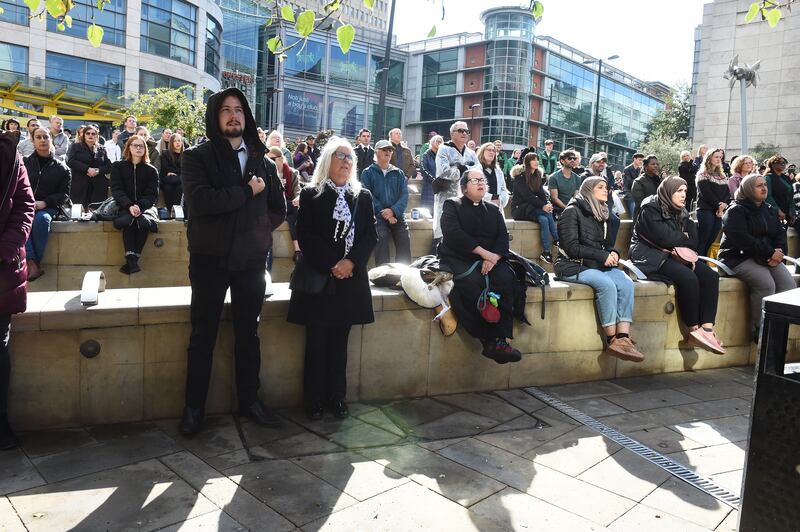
left=609, top=504, right=716, bottom=532
left=677, top=381, right=754, bottom=401
left=482, top=413, right=547, bottom=434
left=279, top=408, right=363, bottom=436
left=685, top=367, right=755, bottom=386
left=577, top=449, right=671, bottom=502
left=435, top=392, right=525, bottom=422
left=626, top=426, right=706, bottom=454
left=667, top=442, right=746, bottom=476
left=0, top=496, right=26, bottom=532
left=612, top=372, right=707, bottom=393
left=9, top=458, right=218, bottom=532
left=382, top=398, right=458, bottom=427
left=291, top=451, right=409, bottom=501
left=412, top=410, right=500, bottom=440
left=258, top=431, right=342, bottom=459
left=327, top=421, right=405, bottom=449
left=360, top=444, right=506, bottom=507
left=301, top=481, right=506, bottom=532
left=670, top=415, right=750, bottom=446
left=85, top=421, right=161, bottom=441
left=355, top=409, right=407, bottom=436
left=470, top=487, right=610, bottom=532
left=438, top=438, right=635, bottom=526
left=0, top=448, right=46, bottom=496
left=493, top=388, right=549, bottom=413
left=238, top=417, right=305, bottom=448
left=476, top=424, right=576, bottom=457
left=531, top=405, right=582, bottom=427
left=18, top=428, right=94, bottom=458
left=225, top=459, right=357, bottom=527
left=31, top=428, right=180, bottom=483
left=709, top=469, right=743, bottom=497
left=568, top=397, right=630, bottom=417
left=416, top=438, right=466, bottom=452
left=160, top=451, right=294, bottom=532
left=671, top=398, right=751, bottom=422
left=154, top=415, right=244, bottom=458
left=538, top=380, right=631, bottom=401
left=343, top=402, right=378, bottom=417
left=203, top=449, right=253, bottom=471
left=716, top=509, right=739, bottom=531
left=605, top=388, right=700, bottom=412
left=639, top=477, right=732, bottom=530
left=155, top=510, right=245, bottom=532
left=524, top=427, right=623, bottom=477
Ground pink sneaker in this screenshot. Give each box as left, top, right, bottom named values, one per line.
left=688, top=328, right=725, bottom=355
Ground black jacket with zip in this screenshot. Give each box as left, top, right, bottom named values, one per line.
left=110, top=160, right=159, bottom=211
left=554, top=195, right=619, bottom=278
left=23, top=153, right=71, bottom=209
left=719, top=198, right=786, bottom=269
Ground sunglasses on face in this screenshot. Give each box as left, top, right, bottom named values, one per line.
left=333, top=151, right=354, bottom=162
left=565, top=156, right=577, bottom=161
left=455, top=128, right=470, bottom=135
left=84, top=131, right=97, bottom=136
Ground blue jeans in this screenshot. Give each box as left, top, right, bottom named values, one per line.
left=536, top=212, right=559, bottom=250
left=562, top=268, right=634, bottom=327
left=626, top=198, right=636, bottom=220
left=696, top=209, right=721, bottom=256
left=24, top=208, right=57, bottom=263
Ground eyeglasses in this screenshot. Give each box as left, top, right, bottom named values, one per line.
left=455, top=128, right=470, bottom=135
left=333, top=151, right=354, bottom=162
left=565, top=156, right=577, bottom=161
left=84, top=131, right=97, bottom=136
left=467, top=178, right=487, bottom=184
left=130, top=144, right=146, bottom=149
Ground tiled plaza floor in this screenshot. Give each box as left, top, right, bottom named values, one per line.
left=0, top=366, right=755, bottom=531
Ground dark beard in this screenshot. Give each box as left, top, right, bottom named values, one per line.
left=223, top=126, right=243, bottom=138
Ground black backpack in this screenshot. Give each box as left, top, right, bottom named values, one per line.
left=506, top=249, right=550, bottom=319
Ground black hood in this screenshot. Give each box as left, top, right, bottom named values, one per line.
left=205, top=87, right=264, bottom=156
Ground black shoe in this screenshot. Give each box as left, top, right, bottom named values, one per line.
left=482, top=338, right=522, bottom=364
left=240, top=400, right=281, bottom=427
left=539, top=252, right=553, bottom=264
left=179, top=406, right=204, bottom=436
left=120, top=255, right=141, bottom=275
left=326, top=399, right=349, bottom=419
left=0, top=418, right=18, bottom=450
left=306, top=403, right=324, bottom=421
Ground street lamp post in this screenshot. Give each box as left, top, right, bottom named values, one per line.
left=583, top=54, right=619, bottom=155
left=469, top=103, right=481, bottom=143
left=546, top=84, right=560, bottom=143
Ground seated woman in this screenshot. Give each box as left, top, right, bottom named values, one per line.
left=554, top=177, right=643, bottom=362
left=438, top=168, right=523, bottom=364
left=293, top=142, right=314, bottom=182
left=159, top=132, right=184, bottom=216
left=510, top=152, right=559, bottom=263
left=719, top=173, right=795, bottom=342
left=268, top=146, right=302, bottom=262
left=22, top=128, right=71, bottom=281
left=630, top=176, right=725, bottom=354
left=110, top=136, right=159, bottom=274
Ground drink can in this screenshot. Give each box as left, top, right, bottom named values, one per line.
left=411, top=208, right=420, bottom=220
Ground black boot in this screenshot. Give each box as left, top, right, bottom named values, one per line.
left=120, top=255, right=141, bottom=275
left=0, top=414, right=18, bottom=450
left=179, top=406, right=204, bottom=436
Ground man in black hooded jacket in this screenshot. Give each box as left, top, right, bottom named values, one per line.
left=180, top=87, right=286, bottom=435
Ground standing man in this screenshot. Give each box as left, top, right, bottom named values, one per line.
left=179, top=87, right=287, bottom=436
left=631, top=155, right=661, bottom=211
left=354, top=128, right=374, bottom=178
left=548, top=150, right=582, bottom=217
left=17, top=118, right=41, bottom=158
left=622, top=153, right=644, bottom=218
left=388, top=128, right=416, bottom=179
left=305, top=135, right=320, bottom=166
left=433, top=121, right=478, bottom=250
left=540, top=139, right=558, bottom=176
left=49, top=115, right=70, bottom=161
left=361, top=140, right=411, bottom=265
left=117, top=115, right=138, bottom=149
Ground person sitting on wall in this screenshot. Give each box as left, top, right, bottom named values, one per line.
left=547, top=149, right=582, bottom=217
left=438, top=167, right=523, bottom=364
left=159, top=132, right=185, bottom=216
left=476, top=142, right=509, bottom=209
left=267, top=146, right=303, bottom=263
left=510, top=152, right=558, bottom=264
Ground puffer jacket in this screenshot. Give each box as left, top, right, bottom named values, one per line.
left=554, top=195, right=618, bottom=278
left=629, top=195, right=698, bottom=274
left=23, top=153, right=71, bottom=209
left=510, top=165, right=549, bottom=221
left=719, top=198, right=786, bottom=269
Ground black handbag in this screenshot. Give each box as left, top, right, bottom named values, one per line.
left=289, top=192, right=359, bottom=295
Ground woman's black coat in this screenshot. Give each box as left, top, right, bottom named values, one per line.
left=110, top=160, right=159, bottom=211
left=511, top=173, right=548, bottom=221
left=287, top=185, right=378, bottom=326
left=23, top=154, right=71, bottom=209
left=554, top=196, right=617, bottom=278
left=629, top=195, right=698, bottom=274
left=160, top=150, right=181, bottom=186
left=68, top=142, right=112, bottom=204
left=438, top=197, right=509, bottom=273
left=718, top=198, right=786, bottom=269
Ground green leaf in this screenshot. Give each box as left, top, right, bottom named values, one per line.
left=532, top=1, right=544, bottom=18
left=427, top=24, right=436, bottom=37
left=324, top=0, right=341, bottom=12
left=0, top=7, right=4, bottom=13
left=23, top=0, right=40, bottom=12
left=280, top=4, right=294, bottom=22
left=64, top=13, right=71, bottom=26
left=267, top=35, right=282, bottom=53
left=363, top=0, right=374, bottom=8
left=766, top=7, right=781, bottom=27
left=45, top=0, right=65, bottom=17
left=57, top=21, right=64, bottom=30
left=336, top=24, right=355, bottom=54
left=295, top=9, right=315, bottom=37
left=744, top=2, right=759, bottom=22
left=87, top=22, right=103, bottom=47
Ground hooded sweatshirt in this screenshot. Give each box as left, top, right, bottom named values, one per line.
left=181, top=87, right=286, bottom=270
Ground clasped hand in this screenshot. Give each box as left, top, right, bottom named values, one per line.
left=128, top=205, right=142, bottom=217
left=604, top=251, right=620, bottom=267
left=331, top=259, right=354, bottom=279
left=479, top=251, right=500, bottom=275
left=767, top=248, right=784, bottom=267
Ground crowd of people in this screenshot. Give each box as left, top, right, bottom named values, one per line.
left=0, top=91, right=798, bottom=445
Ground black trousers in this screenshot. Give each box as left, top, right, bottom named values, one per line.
left=0, top=315, right=10, bottom=414
left=185, top=257, right=266, bottom=410
left=303, top=324, right=351, bottom=407
left=122, top=224, right=150, bottom=256
left=162, top=182, right=182, bottom=213
left=657, top=257, right=719, bottom=327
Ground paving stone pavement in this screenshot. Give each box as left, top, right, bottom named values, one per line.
left=0, top=366, right=756, bottom=531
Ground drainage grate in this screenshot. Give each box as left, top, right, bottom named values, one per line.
left=526, top=386, right=741, bottom=510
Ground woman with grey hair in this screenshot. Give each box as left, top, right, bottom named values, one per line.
left=287, top=137, right=377, bottom=420
left=267, top=130, right=293, bottom=167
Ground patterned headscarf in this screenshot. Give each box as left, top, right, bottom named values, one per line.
left=656, top=176, right=689, bottom=222
left=576, top=176, right=610, bottom=222
left=326, top=179, right=355, bottom=255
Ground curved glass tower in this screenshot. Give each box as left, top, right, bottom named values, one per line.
left=480, top=6, right=535, bottom=147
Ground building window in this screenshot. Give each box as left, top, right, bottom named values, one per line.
left=327, top=95, right=365, bottom=138
left=283, top=36, right=325, bottom=81
left=0, top=0, right=28, bottom=26
left=284, top=89, right=323, bottom=132
left=329, top=47, right=367, bottom=87
left=0, top=43, right=28, bottom=77
left=370, top=56, right=404, bottom=96
left=484, top=11, right=534, bottom=41
left=205, top=15, right=222, bottom=78
left=47, top=0, right=126, bottom=47
left=141, top=0, right=197, bottom=66
left=139, top=69, right=193, bottom=97
left=45, top=52, right=123, bottom=100
left=368, top=103, right=401, bottom=140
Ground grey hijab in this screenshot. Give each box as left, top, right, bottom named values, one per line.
left=576, top=176, right=609, bottom=222
left=735, top=173, right=765, bottom=205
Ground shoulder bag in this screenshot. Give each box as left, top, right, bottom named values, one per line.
left=639, top=233, right=697, bottom=269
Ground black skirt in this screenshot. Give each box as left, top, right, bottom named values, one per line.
left=448, top=259, right=516, bottom=341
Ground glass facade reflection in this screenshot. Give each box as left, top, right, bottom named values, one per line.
left=420, top=50, right=457, bottom=122
left=327, top=95, right=365, bottom=138
left=484, top=10, right=534, bottom=41
left=48, top=0, right=126, bottom=47
left=205, top=15, right=222, bottom=78
left=141, top=0, right=197, bottom=65
left=0, top=0, right=27, bottom=26
left=140, top=69, right=193, bottom=97
left=370, top=55, right=404, bottom=96
left=284, top=88, right=323, bottom=132
left=46, top=52, right=123, bottom=100
left=330, top=47, right=367, bottom=87
left=284, top=36, right=325, bottom=81
left=369, top=103, right=402, bottom=140
left=0, top=42, right=28, bottom=75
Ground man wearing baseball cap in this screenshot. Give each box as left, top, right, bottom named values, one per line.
left=581, top=152, right=621, bottom=245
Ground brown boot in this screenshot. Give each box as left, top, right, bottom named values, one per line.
left=603, top=336, right=644, bottom=363
left=26, top=260, right=44, bottom=281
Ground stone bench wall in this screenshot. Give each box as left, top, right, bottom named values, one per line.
left=10, top=280, right=797, bottom=431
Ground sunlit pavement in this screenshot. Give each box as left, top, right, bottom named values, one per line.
left=0, top=366, right=754, bottom=531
